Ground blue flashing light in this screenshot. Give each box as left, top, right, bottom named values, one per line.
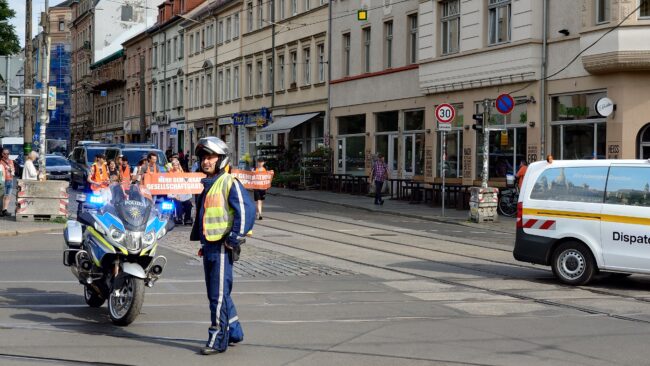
left=88, top=195, right=105, bottom=205
left=161, top=201, right=174, bottom=212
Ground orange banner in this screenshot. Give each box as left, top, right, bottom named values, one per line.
left=231, top=169, right=274, bottom=190
left=142, top=173, right=206, bottom=195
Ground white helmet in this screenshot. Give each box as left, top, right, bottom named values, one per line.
left=195, top=136, right=231, bottom=171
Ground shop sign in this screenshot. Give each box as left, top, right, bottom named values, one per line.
left=233, top=107, right=272, bottom=127
left=595, top=97, right=614, bottom=117
left=500, top=130, right=508, bottom=146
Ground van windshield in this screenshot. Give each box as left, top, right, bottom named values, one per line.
left=86, top=148, right=106, bottom=163
left=122, top=150, right=167, bottom=167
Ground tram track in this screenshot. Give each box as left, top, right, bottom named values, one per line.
left=255, top=213, right=650, bottom=323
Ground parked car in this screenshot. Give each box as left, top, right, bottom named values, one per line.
left=105, top=144, right=168, bottom=172
left=69, top=144, right=110, bottom=190
left=45, top=154, right=72, bottom=181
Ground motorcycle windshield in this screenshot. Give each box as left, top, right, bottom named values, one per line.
left=108, top=183, right=154, bottom=232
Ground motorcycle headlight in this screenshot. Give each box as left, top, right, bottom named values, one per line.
left=94, top=222, right=106, bottom=235
left=109, top=228, right=125, bottom=243
left=143, top=231, right=156, bottom=246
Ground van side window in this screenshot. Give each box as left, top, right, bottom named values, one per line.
left=530, top=167, right=608, bottom=203
left=605, top=167, right=650, bottom=207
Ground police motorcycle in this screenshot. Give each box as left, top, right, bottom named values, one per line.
left=63, top=183, right=173, bottom=325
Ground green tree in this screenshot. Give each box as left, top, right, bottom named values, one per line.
left=0, top=0, right=20, bottom=56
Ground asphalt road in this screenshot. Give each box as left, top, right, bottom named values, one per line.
left=2, top=195, right=650, bottom=365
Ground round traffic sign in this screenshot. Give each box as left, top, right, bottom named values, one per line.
left=495, top=94, right=515, bottom=115
left=435, top=103, right=456, bottom=123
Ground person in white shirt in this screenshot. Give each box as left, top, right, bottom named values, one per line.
left=22, top=151, right=40, bottom=181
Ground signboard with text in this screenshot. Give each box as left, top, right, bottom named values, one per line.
left=230, top=169, right=274, bottom=190
left=143, top=173, right=206, bottom=195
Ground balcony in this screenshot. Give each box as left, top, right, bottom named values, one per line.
left=581, top=26, right=650, bottom=74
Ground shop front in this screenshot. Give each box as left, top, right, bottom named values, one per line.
left=335, top=114, right=367, bottom=176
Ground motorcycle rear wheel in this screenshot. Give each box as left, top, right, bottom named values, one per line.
left=84, top=285, right=105, bottom=308
left=108, top=276, right=145, bottom=326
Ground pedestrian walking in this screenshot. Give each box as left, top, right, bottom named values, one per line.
left=1, top=148, right=15, bottom=216
left=22, top=151, right=40, bottom=181
left=516, top=160, right=528, bottom=189
left=252, top=158, right=267, bottom=220
left=190, top=137, right=255, bottom=355
left=168, top=155, right=193, bottom=225
left=370, top=154, right=389, bottom=205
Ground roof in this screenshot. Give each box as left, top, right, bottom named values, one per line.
left=90, top=49, right=124, bottom=70
left=52, top=0, right=75, bottom=7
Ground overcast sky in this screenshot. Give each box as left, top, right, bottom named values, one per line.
left=8, top=0, right=59, bottom=48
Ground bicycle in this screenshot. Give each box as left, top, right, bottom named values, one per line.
left=498, top=181, right=519, bottom=217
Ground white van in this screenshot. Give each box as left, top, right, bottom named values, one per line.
left=513, top=159, right=650, bottom=285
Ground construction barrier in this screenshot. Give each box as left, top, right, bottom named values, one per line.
left=469, top=186, right=499, bottom=223
left=15, top=180, right=69, bottom=222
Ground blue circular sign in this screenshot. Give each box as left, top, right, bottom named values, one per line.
left=495, top=94, right=515, bottom=115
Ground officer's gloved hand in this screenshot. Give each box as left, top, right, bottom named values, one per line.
left=225, top=236, right=242, bottom=262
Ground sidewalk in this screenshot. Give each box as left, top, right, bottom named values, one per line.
left=268, top=187, right=516, bottom=234
left=0, top=216, right=64, bottom=237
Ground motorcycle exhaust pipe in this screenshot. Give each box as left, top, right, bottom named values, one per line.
left=151, top=265, right=163, bottom=275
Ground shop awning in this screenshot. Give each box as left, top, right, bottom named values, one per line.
left=262, top=113, right=319, bottom=134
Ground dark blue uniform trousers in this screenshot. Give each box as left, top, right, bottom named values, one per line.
left=203, top=243, right=244, bottom=351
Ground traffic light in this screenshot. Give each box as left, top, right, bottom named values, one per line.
left=471, top=114, right=484, bottom=131
left=357, top=9, right=368, bottom=21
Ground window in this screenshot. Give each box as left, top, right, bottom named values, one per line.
left=278, top=55, right=285, bottom=90
left=121, top=4, right=133, bottom=21
left=488, top=0, right=511, bottom=45
left=343, top=33, right=350, bottom=76
left=195, top=31, right=201, bottom=51
left=258, top=0, right=263, bottom=28
left=179, top=79, right=184, bottom=105
left=530, top=167, right=608, bottom=203
left=551, top=92, right=607, bottom=160
left=217, top=72, right=222, bottom=102
left=268, top=0, right=273, bottom=22
left=173, top=81, right=178, bottom=107
left=267, top=58, right=273, bottom=93
left=247, top=63, right=253, bottom=96
left=166, top=82, right=171, bottom=109
left=291, top=0, right=297, bottom=15
left=363, top=27, right=371, bottom=73
left=200, top=76, right=205, bottom=105
left=596, top=0, right=610, bottom=23
left=218, top=21, right=224, bottom=44
left=226, top=68, right=231, bottom=100
left=173, top=37, right=178, bottom=60
left=233, top=66, right=240, bottom=98
left=207, top=73, right=213, bottom=104
left=187, top=80, right=191, bottom=107
left=304, top=0, right=310, bottom=11
left=195, top=78, right=200, bottom=107
left=441, top=0, right=459, bottom=54
left=179, top=35, right=184, bottom=59
left=318, top=44, right=325, bottom=82
left=234, top=14, right=240, bottom=38
left=409, top=15, right=418, bottom=64
left=257, top=60, right=263, bottom=94
left=642, top=0, right=650, bottom=18
left=290, top=51, right=297, bottom=85
left=605, top=167, right=650, bottom=207
left=189, top=34, right=194, bottom=53
left=226, top=17, right=232, bottom=41
left=384, top=21, right=393, bottom=68
left=303, top=48, right=311, bottom=84
left=247, top=3, right=253, bottom=32
left=279, top=0, right=286, bottom=19
left=167, top=40, right=172, bottom=64
left=59, top=20, right=65, bottom=31
left=154, top=45, right=158, bottom=67
left=161, top=85, right=166, bottom=110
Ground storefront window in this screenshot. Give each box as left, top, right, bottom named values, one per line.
left=476, top=127, right=526, bottom=179
left=437, top=104, right=463, bottom=178
left=485, top=98, right=527, bottom=126
left=376, top=111, right=398, bottom=132
left=551, top=91, right=607, bottom=160
left=338, top=114, right=366, bottom=135
left=405, top=110, right=425, bottom=130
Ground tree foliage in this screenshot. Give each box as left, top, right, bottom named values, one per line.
left=0, top=0, right=20, bottom=56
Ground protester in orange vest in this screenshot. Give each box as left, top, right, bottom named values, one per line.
left=516, top=160, right=528, bottom=189
left=252, top=158, right=267, bottom=220
left=88, top=154, right=109, bottom=192
left=118, top=155, right=131, bottom=185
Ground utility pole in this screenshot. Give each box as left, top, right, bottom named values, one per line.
left=139, top=55, right=145, bottom=143
left=24, top=0, right=34, bottom=153
left=481, top=99, right=491, bottom=188
left=38, top=1, right=50, bottom=179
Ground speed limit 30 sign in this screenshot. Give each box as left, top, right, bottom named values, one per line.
left=435, top=103, right=455, bottom=131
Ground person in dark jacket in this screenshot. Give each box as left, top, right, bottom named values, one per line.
left=190, top=136, right=255, bottom=355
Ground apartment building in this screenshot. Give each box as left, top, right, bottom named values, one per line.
left=419, top=0, right=650, bottom=186
left=238, top=0, right=329, bottom=162
left=69, top=0, right=95, bottom=145
left=89, top=52, right=125, bottom=142
left=330, top=0, right=424, bottom=179
left=123, top=30, right=153, bottom=143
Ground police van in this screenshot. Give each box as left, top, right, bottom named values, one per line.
left=513, top=159, right=650, bottom=285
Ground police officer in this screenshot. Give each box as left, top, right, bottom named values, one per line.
left=190, top=137, right=255, bottom=356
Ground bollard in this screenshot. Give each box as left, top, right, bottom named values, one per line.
left=469, top=186, right=499, bottom=223
left=15, top=180, right=69, bottom=222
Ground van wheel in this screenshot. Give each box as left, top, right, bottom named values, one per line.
left=551, top=242, right=597, bottom=286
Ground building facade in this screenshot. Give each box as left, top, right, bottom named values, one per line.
left=418, top=0, right=650, bottom=186
left=330, top=0, right=424, bottom=179
left=89, top=52, right=125, bottom=142
left=70, top=0, right=95, bottom=145
left=123, top=30, right=153, bottom=143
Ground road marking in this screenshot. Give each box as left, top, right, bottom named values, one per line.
left=470, top=231, right=486, bottom=234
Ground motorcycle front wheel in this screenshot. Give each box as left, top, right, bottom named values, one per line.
left=108, top=276, right=145, bottom=326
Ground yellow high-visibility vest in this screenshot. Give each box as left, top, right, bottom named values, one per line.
left=203, top=173, right=235, bottom=242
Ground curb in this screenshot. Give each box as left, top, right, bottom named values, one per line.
left=0, top=226, right=63, bottom=237
left=268, top=191, right=515, bottom=234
